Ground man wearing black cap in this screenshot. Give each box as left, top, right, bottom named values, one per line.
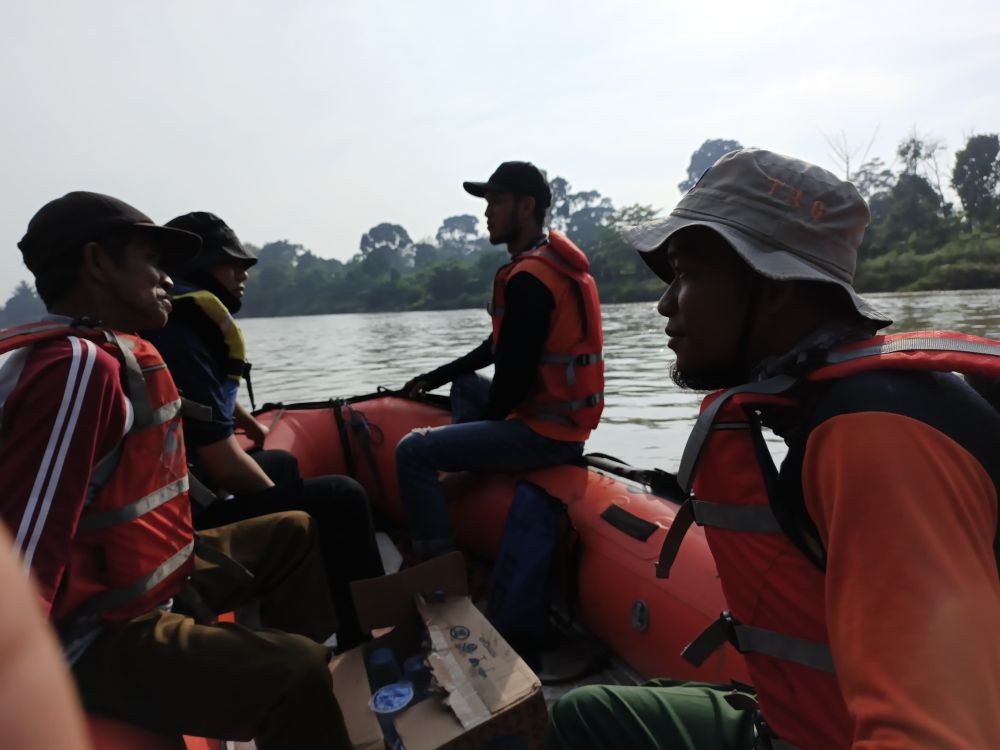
left=397, top=162, right=605, bottom=559
left=143, top=211, right=384, bottom=651
left=0, top=193, right=352, bottom=748
left=547, top=150, right=1000, bottom=749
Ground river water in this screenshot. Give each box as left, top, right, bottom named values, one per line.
left=240, top=289, right=1000, bottom=472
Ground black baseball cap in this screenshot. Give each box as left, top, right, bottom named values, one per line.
left=18, top=191, right=201, bottom=274
left=162, top=212, right=257, bottom=276
left=463, top=161, right=552, bottom=209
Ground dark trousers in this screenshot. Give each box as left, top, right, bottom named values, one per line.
left=194, top=450, right=384, bottom=649
left=74, top=512, right=351, bottom=749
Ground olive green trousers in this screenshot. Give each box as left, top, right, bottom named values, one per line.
left=546, top=679, right=759, bottom=750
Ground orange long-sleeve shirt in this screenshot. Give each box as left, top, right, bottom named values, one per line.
left=802, top=411, right=1000, bottom=749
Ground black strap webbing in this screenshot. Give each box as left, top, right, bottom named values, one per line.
left=682, top=612, right=835, bottom=673
left=655, top=499, right=695, bottom=579
left=677, top=374, right=797, bottom=493
left=655, top=498, right=782, bottom=578
left=194, top=536, right=255, bottom=589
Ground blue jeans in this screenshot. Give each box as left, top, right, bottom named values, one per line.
left=396, top=374, right=584, bottom=556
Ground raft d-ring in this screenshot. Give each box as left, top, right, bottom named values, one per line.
left=631, top=599, right=650, bottom=633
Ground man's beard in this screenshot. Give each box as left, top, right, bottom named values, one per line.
left=492, top=211, right=521, bottom=247
left=190, top=270, right=242, bottom=314
left=670, top=362, right=746, bottom=392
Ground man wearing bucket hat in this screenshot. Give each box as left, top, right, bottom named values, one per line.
left=0, top=192, right=353, bottom=747
left=547, top=150, right=1000, bottom=749
left=142, top=211, right=384, bottom=651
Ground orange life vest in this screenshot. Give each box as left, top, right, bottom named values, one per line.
left=655, top=331, right=1000, bottom=749
left=489, top=231, right=604, bottom=442
left=0, top=320, right=194, bottom=625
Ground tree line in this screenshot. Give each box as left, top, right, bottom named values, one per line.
left=2, top=131, right=999, bottom=326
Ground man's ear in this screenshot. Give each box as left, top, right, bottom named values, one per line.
left=517, top=195, right=536, bottom=222
left=81, top=241, right=115, bottom=285
left=757, top=277, right=798, bottom=318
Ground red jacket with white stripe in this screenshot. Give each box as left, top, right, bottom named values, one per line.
left=0, top=323, right=193, bottom=622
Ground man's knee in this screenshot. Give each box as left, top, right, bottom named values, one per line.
left=310, top=475, right=372, bottom=524
left=396, top=428, right=432, bottom=467
left=547, top=686, right=608, bottom=748
left=267, top=510, right=318, bottom=550
left=269, top=634, right=333, bottom=695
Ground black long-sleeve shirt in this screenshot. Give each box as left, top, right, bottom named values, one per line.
left=419, top=271, right=554, bottom=419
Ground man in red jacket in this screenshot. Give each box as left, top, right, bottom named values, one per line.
left=546, top=150, right=1000, bottom=749
left=1, top=192, right=352, bottom=748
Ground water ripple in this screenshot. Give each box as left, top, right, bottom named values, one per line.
left=240, top=290, right=1000, bottom=472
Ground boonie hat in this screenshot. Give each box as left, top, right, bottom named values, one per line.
left=625, top=148, right=891, bottom=327
left=163, top=212, right=257, bottom=276
left=18, top=191, right=201, bottom=273
left=464, top=161, right=552, bottom=210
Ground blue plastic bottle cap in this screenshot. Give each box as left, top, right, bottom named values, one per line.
left=370, top=681, right=415, bottom=714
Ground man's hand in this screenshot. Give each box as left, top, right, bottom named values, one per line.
left=234, top=402, right=269, bottom=447
left=403, top=378, right=429, bottom=398
left=244, top=418, right=270, bottom=448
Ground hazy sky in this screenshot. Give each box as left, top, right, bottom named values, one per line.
left=2, top=0, right=998, bottom=300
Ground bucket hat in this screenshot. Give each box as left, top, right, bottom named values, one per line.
left=626, top=148, right=890, bottom=327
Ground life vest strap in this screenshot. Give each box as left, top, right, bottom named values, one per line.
left=180, top=397, right=214, bottom=423
left=521, top=392, right=604, bottom=428
left=70, top=539, right=195, bottom=618
left=538, top=352, right=604, bottom=386
left=194, top=536, right=255, bottom=588
left=104, top=331, right=155, bottom=430
left=146, top=398, right=181, bottom=428
left=77, top=476, right=190, bottom=533
left=678, top=374, right=798, bottom=492
left=187, top=472, right=225, bottom=509
left=655, top=499, right=695, bottom=579
left=824, top=334, right=1000, bottom=364
left=655, top=498, right=782, bottom=578
left=528, top=393, right=604, bottom=412
left=0, top=321, right=67, bottom=342
left=682, top=611, right=835, bottom=673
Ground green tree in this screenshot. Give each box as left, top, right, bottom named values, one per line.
left=358, top=223, right=414, bottom=276
left=435, top=215, right=481, bottom=258
left=678, top=139, right=743, bottom=193
left=951, top=133, right=1000, bottom=226
left=588, top=204, right=663, bottom=302
left=547, top=176, right=615, bottom=247
left=0, top=281, right=46, bottom=327
left=851, top=157, right=895, bottom=200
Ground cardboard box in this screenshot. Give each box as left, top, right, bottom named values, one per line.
left=330, top=552, right=548, bottom=750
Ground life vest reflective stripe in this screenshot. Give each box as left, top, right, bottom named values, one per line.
left=76, top=476, right=190, bottom=533
left=489, top=231, right=605, bottom=437
left=67, top=538, right=195, bottom=619
left=659, top=330, right=1000, bottom=746
left=0, top=321, right=195, bottom=624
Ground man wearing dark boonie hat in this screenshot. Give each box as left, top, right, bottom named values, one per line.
left=397, top=161, right=605, bottom=560
left=547, top=150, right=1000, bottom=749
left=142, top=211, right=384, bottom=651
left=0, top=192, right=353, bottom=748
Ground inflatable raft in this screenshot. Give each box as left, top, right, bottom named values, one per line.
left=247, top=390, right=749, bottom=685
left=91, top=390, right=748, bottom=749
